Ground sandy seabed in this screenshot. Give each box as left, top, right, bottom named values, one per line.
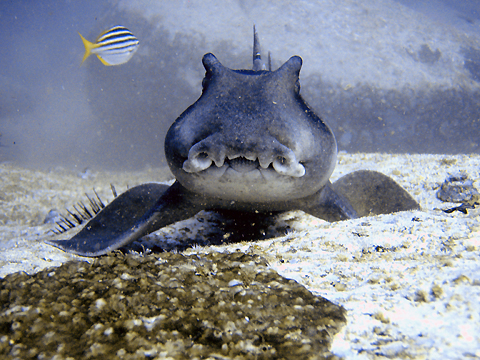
left=1, top=152, right=479, bottom=359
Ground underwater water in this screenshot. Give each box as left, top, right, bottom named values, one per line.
left=1, top=0, right=480, bottom=171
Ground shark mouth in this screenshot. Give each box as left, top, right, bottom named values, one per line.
left=182, top=142, right=306, bottom=178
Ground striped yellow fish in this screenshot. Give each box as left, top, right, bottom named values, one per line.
left=78, top=26, right=139, bottom=66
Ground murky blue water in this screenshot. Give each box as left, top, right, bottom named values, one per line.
left=1, top=0, right=479, bottom=172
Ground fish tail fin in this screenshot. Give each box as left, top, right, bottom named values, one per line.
left=78, top=32, right=94, bottom=65
left=96, top=55, right=113, bottom=66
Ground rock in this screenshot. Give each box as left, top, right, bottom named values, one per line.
left=0, top=252, right=346, bottom=359
left=437, top=174, right=480, bottom=203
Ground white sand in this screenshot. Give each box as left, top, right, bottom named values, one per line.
left=1, top=152, right=479, bottom=358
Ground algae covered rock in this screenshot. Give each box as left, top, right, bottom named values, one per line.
left=0, top=252, right=345, bottom=359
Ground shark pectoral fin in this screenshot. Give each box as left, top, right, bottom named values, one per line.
left=300, top=182, right=358, bottom=222
left=46, top=182, right=203, bottom=257
left=332, top=170, right=420, bottom=217
left=46, top=183, right=170, bottom=256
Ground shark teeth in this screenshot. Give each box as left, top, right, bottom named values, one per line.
left=182, top=135, right=305, bottom=177
left=183, top=148, right=305, bottom=177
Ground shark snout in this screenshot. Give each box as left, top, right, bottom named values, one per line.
left=182, top=134, right=305, bottom=177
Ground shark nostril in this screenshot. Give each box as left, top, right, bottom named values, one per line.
left=183, top=151, right=213, bottom=172
left=182, top=136, right=227, bottom=172
left=273, top=157, right=288, bottom=173
left=277, top=156, right=287, bottom=165
left=197, top=152, right=209, bottom=160
left=272, top=155, right=305, bottom=177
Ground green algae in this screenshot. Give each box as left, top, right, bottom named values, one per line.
left=0, top=252, right=345, bottom=359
